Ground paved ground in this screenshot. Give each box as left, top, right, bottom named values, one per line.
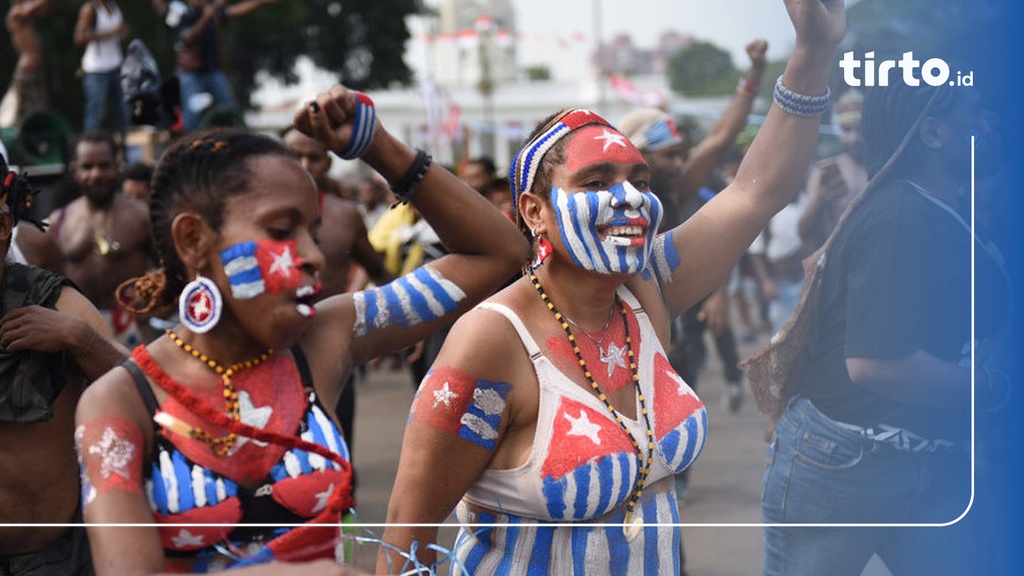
left=344, top=336, right=891, bottom=575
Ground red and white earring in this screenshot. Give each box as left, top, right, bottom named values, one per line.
left=179, top=274, right=223, bottom=334
left=532, top=229, right=553, bottom=269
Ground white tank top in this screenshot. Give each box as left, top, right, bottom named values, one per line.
left=81, top=2, right=124, bottom=74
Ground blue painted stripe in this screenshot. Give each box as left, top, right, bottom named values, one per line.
left=149, top=463, right=168, bottom=512
left=291, top=449, right=314, bottom=476
left=642, top=494, right=660, bottom=574
left=307, top=413, right=330, bottom=465
left=585, top=193, right=614, bottom=272
left=661, top=429, right=681, bottom=465
left=558, top=192, right=597, bottom=270
left=527, top=526, right=555, bottom=576
left=269, top=461, right=288, bottom=482
left=378, top=283, right=409, bottom=327
left=571, top=524, right=591, bottom=576
left=572, top=462, right=592, bottom=520
left=227, top=266, right=262, bottom=286
left=220, top=241, right=257, bottom=263
left=616, top=452, right=633, bottom=505
left=493, top=515, right=521, bottom=576
left=605, top=518, right=630, bottom=576
left=414, top=267, right=460, bottom=312
left=395, top=274, right=436, bottom=323
left=171, top=452, right=195, bottom=512
left=596, top=454, right=615, bottom=517
left=461, top=511, right=495, bottom=574
left=361, top=288, right=381, bottom=334
left=204, top=472, right=219, bottom=506
left=669, top=492, right=681, bottom=574
left=542, top=475, right=567, bottom=519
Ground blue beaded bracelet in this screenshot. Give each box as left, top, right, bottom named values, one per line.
left=773, top=76, right=831, bottom=117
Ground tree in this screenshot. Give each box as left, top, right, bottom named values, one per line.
left=0, top=1, right=418, bottom=132
left=666, top=41, right=738, bottom=97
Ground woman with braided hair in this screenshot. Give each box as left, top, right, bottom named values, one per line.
left=2, top=151, right=126, bottom=575
left=378, top=1, right=845, bottom=573
left=751, top=81, right=1011, bottom=573
left=74, top=84, right=528, bottom=574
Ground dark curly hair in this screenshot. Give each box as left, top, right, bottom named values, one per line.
left=117, top=129, right=294, bottom=314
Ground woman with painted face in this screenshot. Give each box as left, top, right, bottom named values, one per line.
left=73, top=85, right=529, bottom=574
left=378, top=1, right=846, bottom=573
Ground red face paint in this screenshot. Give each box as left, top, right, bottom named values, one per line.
left=565, top=125, right=646, bottom=173
left=77, top=415, right=145, bottom=500
left=254, top=239, right=305, bottom=295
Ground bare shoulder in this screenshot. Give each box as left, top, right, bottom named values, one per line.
left=76, top=360, right=151, bottom=433
left=437, top=292, right=531, bottom=384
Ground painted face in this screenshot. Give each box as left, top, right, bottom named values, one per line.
left=551, top=181, right=663, bottom=275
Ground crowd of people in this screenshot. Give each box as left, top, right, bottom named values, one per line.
left=1, top=0, right=1014, bottom=574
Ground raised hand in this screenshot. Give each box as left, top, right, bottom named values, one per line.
left=294, top=85, right=381, bottom=161
left=785, top=0, right=846, bottom=51
left=746, top=39, right=768, bottom=71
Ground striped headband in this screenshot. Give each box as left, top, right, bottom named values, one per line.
left=509, top=108, right=613, bottom=223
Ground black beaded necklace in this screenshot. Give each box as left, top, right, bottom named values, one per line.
left=530, top=273, right=654, bottom=540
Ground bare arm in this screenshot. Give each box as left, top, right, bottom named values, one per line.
left=651, top=0, right=845, bottom=318
left=678, top=39, right=768, bottom=202
left=295, top=85, right=529, bottom=369
left=223, top=0, right=278, bottom=19
left=0, top=286, right=127, bottom=381
left=74, top=2, right=129, bottom=46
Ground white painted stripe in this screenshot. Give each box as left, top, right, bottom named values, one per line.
left=300, top=426, right=327, bottom=470
left=390, top=279, right=422, bottom=326
left=284, top=451, right=302, bottom=477
left=404, top=270, right=447, bottom=317
left=352, top=291, right=368, bottom=336
left=230, top=280, right=265, bottom=300
left=159, top=451, right=179, bottom=513
left=425, top=266, right=467, bottom=303
left=310, top=404, right=341, bottom=458
left=223, top=255, right=258, bottom=277
left=191, top=465, right=207, bottom=507
left=215, top=478, right=226, bottom=502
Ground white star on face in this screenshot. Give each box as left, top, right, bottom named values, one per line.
left=432, top=382, right=459, bottom=409
left=311, top=483, right=334, bottom=513
left=565, top=410, right=602, bottom=445
left=268, top=246, right=296, bottom=278
left=88, top=427, right=136, bottom=479
left=232, top=391, right=273, bottom=451
left=599, top=342, right=628, bottom=378
left=171, top=529, right=206, bottom=548
left=594, top=129, right=627, bottom=152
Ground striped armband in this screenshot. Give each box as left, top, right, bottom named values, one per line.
left=351, top=266, right=466, bottom=336
left=410, top=366, right=512, bottom=451
left=773, top=76, right=831, bottom=117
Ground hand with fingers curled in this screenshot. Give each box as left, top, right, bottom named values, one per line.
left=294, top=85, right=380, bottom=161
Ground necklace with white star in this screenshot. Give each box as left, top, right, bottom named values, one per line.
left=561, top=305, right=615, bottom=357
left=530, top=273, right=653, bottom=540
left=166, top=328, right=273, bottom=456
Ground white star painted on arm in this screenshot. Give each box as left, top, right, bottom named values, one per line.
left=268, top=246, right=296, bottom=278
left=565, top=410, right=602, bottom=445
left=171, top=529, right=206, bottom=548
left=594, top=129, right=627, bottom=152
left=232, top=391, right=273, bottom=451
left=89, top=427, right=136, bottom=479
left=599, top=342, right=628, bottom=378
left=311, top=483, right=334, bottom=513
left=432, top=382, right=459, bottom=409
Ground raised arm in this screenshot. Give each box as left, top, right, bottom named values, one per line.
left=223, top=0, right=279, bottom=18
left=678, top=39, right=768, bottom=202
left=294, top=86, right=530, bottom=367
left=652, top=0, right=844, bottom=318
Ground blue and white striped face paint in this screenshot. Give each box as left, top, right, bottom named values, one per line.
left=351, top=265, right=467, bottom=336
left=551, top=182, right=663, bottom=275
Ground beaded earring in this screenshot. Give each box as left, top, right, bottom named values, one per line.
left=179, top=274, right=223, bottom=334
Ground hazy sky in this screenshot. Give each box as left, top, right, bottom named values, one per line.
left=511, top=0, right=804, bottom=65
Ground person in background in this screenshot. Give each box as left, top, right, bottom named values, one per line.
left=798, top=89, right=867, bottom=251
left=2, top=153, right=126, bottom=576
left=120, top=162, right=154, bottom=204
left=151, top=0, right=279, bottom=130
left=74, top=0, right=130, bottom=132
left=1, top=0, right=53, bottom=127
left=460, top=156, right=497, bottom=195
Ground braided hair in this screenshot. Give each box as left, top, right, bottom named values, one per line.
left=117, top=129, right=295, bottom=314
left=1, top=153, right=47, bottom=255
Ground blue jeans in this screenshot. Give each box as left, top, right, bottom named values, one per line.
left=762, top=396, right=975, bottom=576
left=177, top=70, right=237, bottom=130
left=82, top=70, right=128, bottom=131
left=768, top=277, right=802, bottom=334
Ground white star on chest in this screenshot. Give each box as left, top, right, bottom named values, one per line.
left=311, top=483, right=334, bottom=513
left=171, top=529, right=206, bottom=548
left=599, top=342, right=628, bottom=378
left=268, top=246, right=296, bottom=278
left=667, top=369, right=690, bottom=396
left=432, top=382, right=459, bottom=409
left=89, top=427, right=136, bottom=479
left=594, top=129, right=627, bottom=152
left=232, top=391, right=273, bottom=451
left=565, top=410, right=602, bottom=445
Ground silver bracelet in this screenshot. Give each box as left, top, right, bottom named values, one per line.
left=773, top=76, right=831, bottom=117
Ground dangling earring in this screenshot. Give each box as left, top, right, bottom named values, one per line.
left=179, top=274, right=223, bottom=334
left=532, top=230, right=554, bottom=270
